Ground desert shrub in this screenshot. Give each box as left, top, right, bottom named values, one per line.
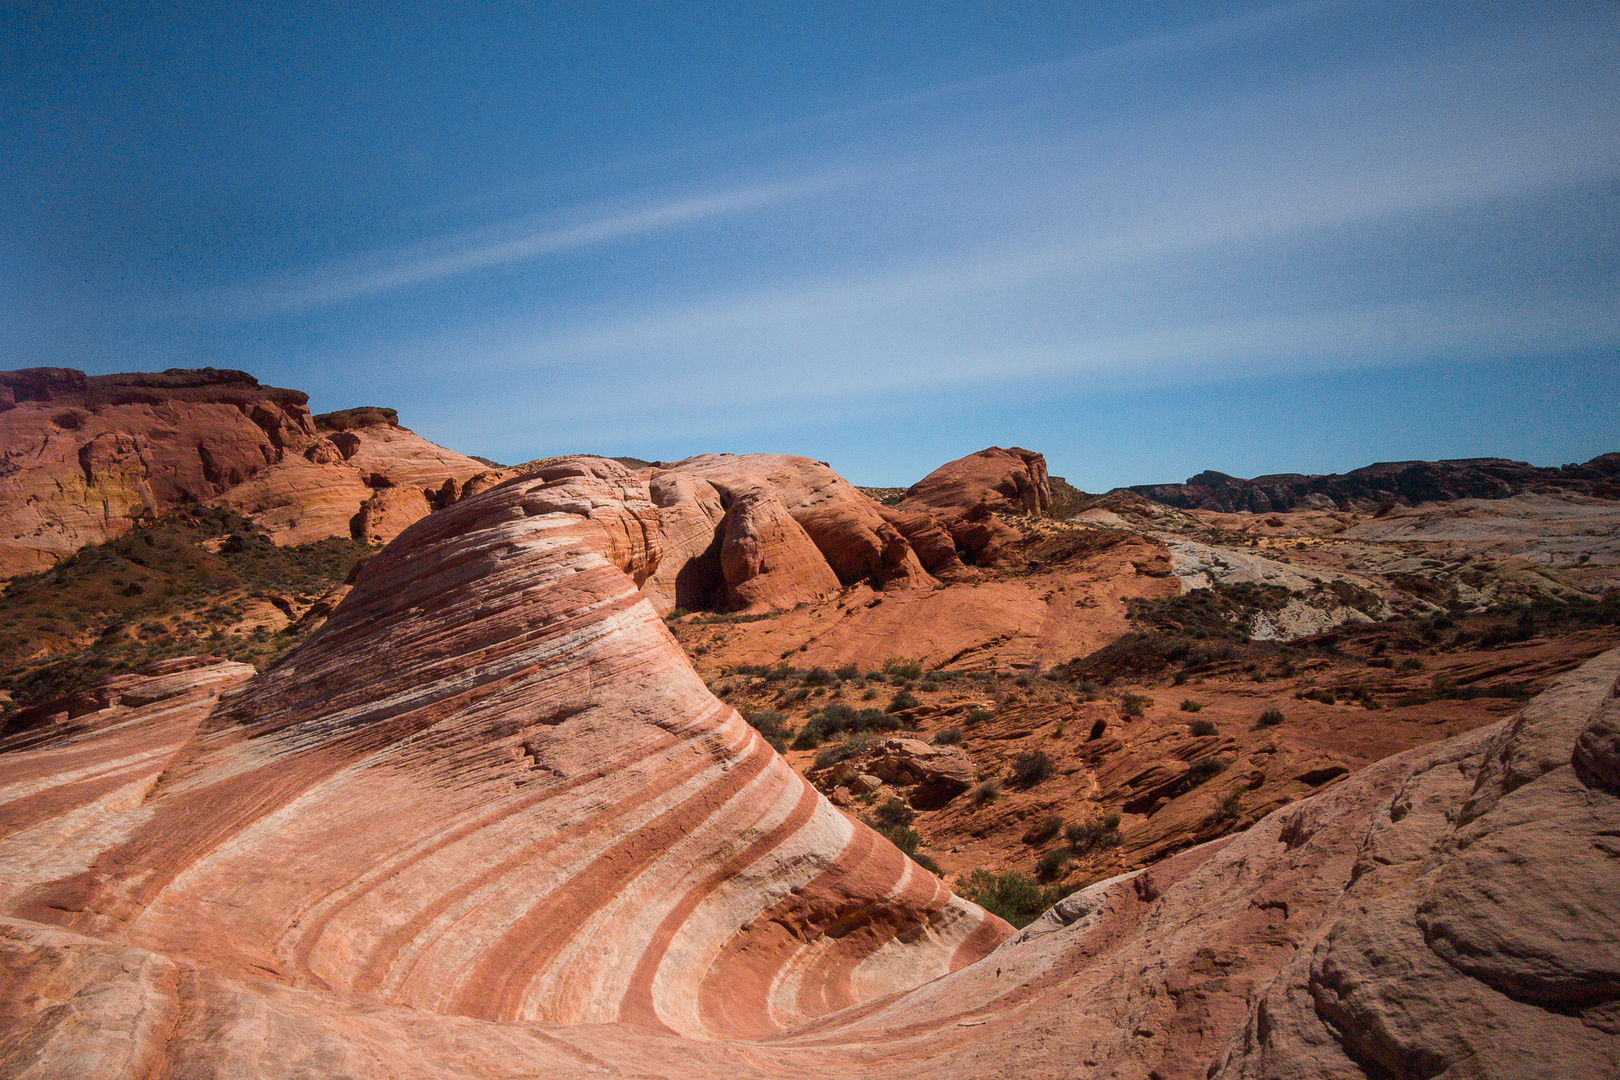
left=835, top=663, right=860, bottom=680
left=874, top=824, right=920, bottom=856
left=969, top=779, right=1001, bottom=806
left=1009, top=750, right=1053, bottom=787
left=1254, top=709, right=1285, bottom=729
left=791, top=703, right=900, bottom=749
left=1121, top=692, right=1150, bottom=717
left=871, top=796, right=915, bottom=829
left=957, top=869, right=1063, bottom=928
left=1397, top=657, right=1425, bottom=672
left=964, top=706, right=992, bottom=726
left=803, top=666, right=835, bottom=686
left=1035, top=848, right=1070, bottom=880
left=912, top=851, right=943, bottom=875
left=1022, top=815, right=1064, bottom=845
left=1187, top=757, right=1229, bottom=785
left=862, top=687, right=879, bottom=700
left=888, top=689, right=919, bottom=713
left=1179, top=699, right=1203, bottom=712
left=1064, top=815, right=1122, bottom=851
left=933, top=726, right=963, bottom=745
left=1208, top=789, right=1243, bottom=823
left=883, top=657, right=924, bottom=681
left=1188, top=718, right=1217, bottom=737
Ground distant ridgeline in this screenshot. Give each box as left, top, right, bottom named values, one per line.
left=1129, top=454, right=1620, bottom=514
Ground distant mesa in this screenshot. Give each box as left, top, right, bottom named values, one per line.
left=1130, top=454, right=1620, bottom=513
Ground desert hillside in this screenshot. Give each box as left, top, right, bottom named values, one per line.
left=0, top=371, right=1616, bottom=1078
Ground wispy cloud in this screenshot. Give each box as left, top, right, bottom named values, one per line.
left=218, top=1, right=1346, bottom=318
left=225, top=169, right=867, bottom=314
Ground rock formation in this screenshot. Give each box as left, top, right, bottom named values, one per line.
left=639, top=453, right=935, bottom=613
left=0, top=457, right=1005, bottom=1045
left=1131, top=452, right=1620, bottom=514
left=0, top=431, right=1616, bottom=1076
left=0, top=368, right=316, bottom=576
left=2, top=621, right=1615, bottom=1077
left=898, top=446, right=1052, bottom=566
left=0, top=367, right=490, bottom=576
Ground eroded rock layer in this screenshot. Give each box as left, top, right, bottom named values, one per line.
left=0, top=367, right=490, bottom=575
left=4, top=458, right=1004, bottom=1042
left=5, top=646, right=1617, bottom=1078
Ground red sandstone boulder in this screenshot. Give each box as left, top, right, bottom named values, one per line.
left=644, top=453, right=937, bottom=611
left=897, top=447, right=1052, bottom=566
left=901, top=446, right=1051, bottom=518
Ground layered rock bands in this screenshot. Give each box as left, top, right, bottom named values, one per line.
left=0, top=458, right=1006, bottom=1049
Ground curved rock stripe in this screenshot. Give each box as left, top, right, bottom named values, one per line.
left=14, top=457, right=1008, bottom=1038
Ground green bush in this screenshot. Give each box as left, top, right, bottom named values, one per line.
left=933, top=726, right=963, bottom=745
left=888, top=689, right=919, bottom=713
left=1009, top=750, right=1053, bottom=787
left=873, top=824, right=920, bottom=856
left=1208, top=789, right=1243, bottom=823
left=790, top=703, right=902, bottom=748
left=1121, top=692, right=1150, bottom=717
left=1187, top=757, right=1229, bottom=785
left=883, top=657, right=924, bottom=680
left=1179, top=699, right=1202, bottom=712
left=1188, top=719, right=1217, bottom=737
left=1035, top=848, right=1070, bottom=880
left=1022, top=815, right=1064, bottom=844
left=1254, top=709, right=1285, bottom=729
left=969, top=779, right=1001, bottom=806
left=1064, top=815, right=1122, bottom=851
left=956, top=869, right=1063, bottom=928
left=871, top=796, right=915, bottom=829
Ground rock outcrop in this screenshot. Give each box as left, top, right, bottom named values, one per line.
left=1131, top=452, right=1620, bottom=513
left=0, top=368, right=316, bottom=576
left=205, top=405, right=489, bottom=546
left=902, top=446, right=1052, bottom=518
left=0, top=457, right=1005, bottom=1044
left=641, top=453, right=935, bottom=612
left=0, top=368, right=489, bottom=575
left=0, top=455, right=1616, bottom=1078
left=898, top=446, right=1052, bottom=565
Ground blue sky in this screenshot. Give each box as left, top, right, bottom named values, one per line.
left=3, top=1, right=1616, bottom=488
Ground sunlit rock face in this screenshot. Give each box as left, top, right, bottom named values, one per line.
left=0, top=367, right=491, bottom=577
left=7, top=457, right=1005, bottom=1039
left=898, top=446, right=1053, bottom=566
left=644, top=453, right=936, bottom=613
left=0, top=368, right=318, bottom=576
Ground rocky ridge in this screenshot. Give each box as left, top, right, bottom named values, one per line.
left=0, top=546, right=1615, bottom=1076
left=0, top=367, right=489, bottom=577
left=0, top=458, right=1006, bottom=1048
left=1130, top=452, right=1620, bottom=514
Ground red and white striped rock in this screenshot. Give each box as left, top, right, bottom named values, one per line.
left=1, top=505, right=1617, bottom=1077
left=6, top=457, right=1004, bottom=1043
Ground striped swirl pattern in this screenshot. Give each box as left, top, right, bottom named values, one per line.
left=22, top=458, right=1006, bottom=1037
